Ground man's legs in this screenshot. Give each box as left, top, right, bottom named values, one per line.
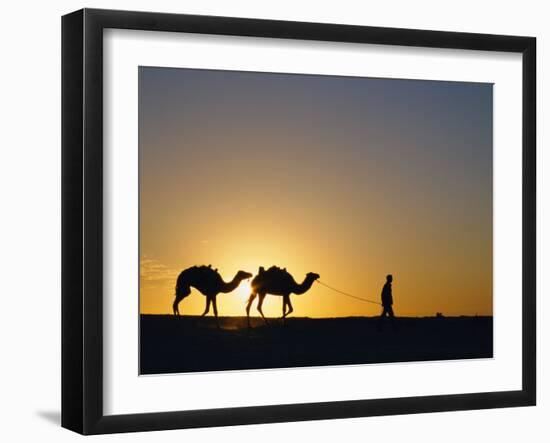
left=378, top=305, right=396, bottom=330
left=387, top=306, right=397, bottom=329
left=378, top=306, right=388, bottom=330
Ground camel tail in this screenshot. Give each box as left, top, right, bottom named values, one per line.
left=174, top=274, right=191, bottom=300
left=175, top=282, right=191, bottom=299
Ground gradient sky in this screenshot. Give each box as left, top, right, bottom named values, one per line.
left=139, top=67, right=493, bottom=318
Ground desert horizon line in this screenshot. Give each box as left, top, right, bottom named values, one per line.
left=139, top=313, right=493, bottom=319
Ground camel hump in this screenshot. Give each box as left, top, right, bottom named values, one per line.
left=180, top=264, right=222, bottom=283
left=197, top=264, right=221, bottom=277
left=264, top=266, right=292, bottom=280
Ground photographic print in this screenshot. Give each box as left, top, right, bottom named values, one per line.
left=139, top=67, right=493, bottom=375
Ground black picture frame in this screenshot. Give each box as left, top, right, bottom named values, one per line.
left=61, top=8, right=536, bottom=435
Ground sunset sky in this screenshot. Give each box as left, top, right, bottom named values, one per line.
left=139, top=67, right=493, bottom=318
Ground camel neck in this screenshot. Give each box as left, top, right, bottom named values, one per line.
left=221, top=275, right=242, bottom=293
left=293, top=276, right=315, bottom=295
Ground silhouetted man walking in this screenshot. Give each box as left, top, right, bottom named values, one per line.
left=379, top=274, right=396, bottom=329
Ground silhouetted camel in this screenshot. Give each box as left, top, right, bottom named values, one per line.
left=246, top=266, right=320, bottom=326
left=173, top=265, right=252, bottom=327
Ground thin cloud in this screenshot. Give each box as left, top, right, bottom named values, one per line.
left=140, top=257, right=178, bottom=283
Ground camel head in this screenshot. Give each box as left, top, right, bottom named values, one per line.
left=307, top=272, right=320, bottom=281
left=236, top=270, right=253, bottom=281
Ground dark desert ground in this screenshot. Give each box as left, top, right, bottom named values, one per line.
left=140, top=315, right=493, bottom=375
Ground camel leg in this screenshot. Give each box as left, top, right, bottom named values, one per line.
left=257, top=293, right=269, bottom=324
left=200, top=297, right=211, bottom=317
left=173, top=296, right=182, bottom=316
left=281, top=295, right=288, bottom=320
left=282, top=294, right=293, bottom=318
left=286, top=296, right=293, bottom=317
left=246, top=293, right=257, bottom=327
left=173, top=286, right=190, bottom=316
left=212, top=296, right=220, bottom=329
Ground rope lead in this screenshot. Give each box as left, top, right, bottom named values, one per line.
left=316, top=280, right=381, bottom=306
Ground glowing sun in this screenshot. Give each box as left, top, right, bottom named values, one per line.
left=237, top=280, right=252, bottom=299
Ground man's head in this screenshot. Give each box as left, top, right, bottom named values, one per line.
left=386, top=274, right=393, bottom=283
